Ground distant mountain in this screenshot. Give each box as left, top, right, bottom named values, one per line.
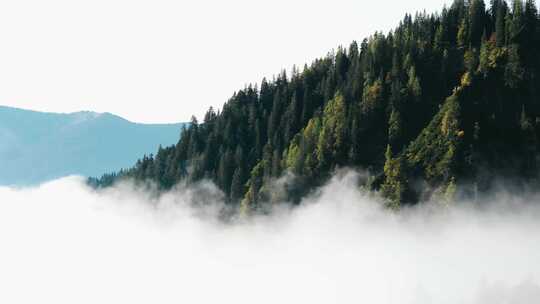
left=0, top=106, right=186, bottom=186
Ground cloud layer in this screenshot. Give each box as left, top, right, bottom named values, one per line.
left=0, top=172, right=539, bottom=304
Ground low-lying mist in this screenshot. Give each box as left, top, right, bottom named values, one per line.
left=1, top=172, right=539, bottom=304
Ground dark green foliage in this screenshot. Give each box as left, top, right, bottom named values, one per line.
left=470, top=0, right=487, bottom=46
left=92, top=1, right=540, bottom=209
left=494, top=0, right=509, bottom=46
left=381, top=145, right=410, bottom=209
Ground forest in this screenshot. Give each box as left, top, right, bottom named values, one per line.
left=89, top=0, right=540, bottom=213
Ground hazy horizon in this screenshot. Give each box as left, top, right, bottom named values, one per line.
left=0, top=104, right=187, bottom=124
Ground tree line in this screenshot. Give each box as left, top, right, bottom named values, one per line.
left=90, top=0, right=540, bottom=212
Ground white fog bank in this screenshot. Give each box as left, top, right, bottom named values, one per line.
left=0, top=173, right=539, bottom=304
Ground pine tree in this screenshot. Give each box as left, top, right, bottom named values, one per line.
left=381, top=145, right=408, bottom=209
left=230, top=167, right=245, bottom=201
left=217, top=149, right=234, bottom=194
left=508, top=0, right=525, bottom=43
left=388, top=106, right=403, bottom=152
left=524, top=0, right=538, bottom=44
left=457, top=16, right=470, bottom=47
left=469, top=0, right=487, bottom=46
left=505, top=44, right=524, bottom=88
left=495, top=0, right=508, bottom=46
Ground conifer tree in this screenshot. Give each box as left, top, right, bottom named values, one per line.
left=469, top=0, right=487, bottom=46
left=495, top=0, right=509, bottom=46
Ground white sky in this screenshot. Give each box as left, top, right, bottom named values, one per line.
left=0, top=0, right=451, bottom=123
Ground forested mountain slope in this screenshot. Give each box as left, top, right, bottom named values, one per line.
left=0, top=106, right=186, bottom=185
left=93, top=0, right=540, bottom=211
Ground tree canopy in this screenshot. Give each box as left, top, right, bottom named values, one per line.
left=91, top=0, right=540, bottom=211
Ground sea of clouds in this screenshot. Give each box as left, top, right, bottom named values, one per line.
left=0, top=171, right=539, bottom=304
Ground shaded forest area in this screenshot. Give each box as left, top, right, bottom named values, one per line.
left=90, top=0, right=540, bottom=212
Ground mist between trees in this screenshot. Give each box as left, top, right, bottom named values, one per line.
left=90, top=0, right=540, bottom=213
left=3, top=171, right=540, bottom=304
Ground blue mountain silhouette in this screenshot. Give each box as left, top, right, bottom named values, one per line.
left=0, top=106, right=186, bottom=186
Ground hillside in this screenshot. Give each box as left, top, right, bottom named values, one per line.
left=0, top=106, right=186, bottom=186
left=93, top=0, right=540, bottom=211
